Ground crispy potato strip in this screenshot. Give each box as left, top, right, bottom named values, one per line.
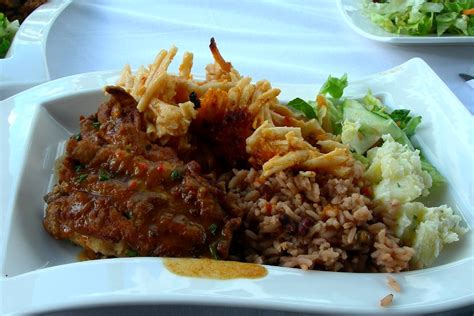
left=247, top=121, right=353, bottom=179
left=209, top=37, right=232, bottom=73
left=116, top=39, right=355, bottom=177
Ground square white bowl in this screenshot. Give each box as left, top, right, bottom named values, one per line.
left=337, top=0, right=474, bottom=45
left=0, top=59, right=473, bottom=314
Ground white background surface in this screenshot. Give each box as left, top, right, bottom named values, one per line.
left=46, top=0, right=474, bottom=112
left=11, top=0, right=474, bottom=315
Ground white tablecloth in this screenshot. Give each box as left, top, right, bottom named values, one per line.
left=42, top=1, right=474, bottom=315
left=47, top=0, right=474, bottom=112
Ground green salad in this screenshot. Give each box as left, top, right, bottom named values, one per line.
left=286, top=74, right=467, bottom=267
left=0, top=13, right=19, bottom=58
left=362, top=0, right=474, bottom=36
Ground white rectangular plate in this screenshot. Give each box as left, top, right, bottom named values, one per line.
left=337, top=0, right=474, bottom=45
left=0, top=59, right=473, bottom=315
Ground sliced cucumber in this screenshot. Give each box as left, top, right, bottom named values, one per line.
left=341, top=120, right=380, bottom=154
left=341, top=99, right=412, bottom=153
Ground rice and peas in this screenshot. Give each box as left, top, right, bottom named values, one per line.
left=115, top=39, right=466, bottom=274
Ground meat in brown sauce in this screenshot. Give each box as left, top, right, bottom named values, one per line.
left=43, top=86, right=241, bottom=259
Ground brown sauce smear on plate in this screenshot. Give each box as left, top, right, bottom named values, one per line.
left=164, top=258, right=267, bottom=280
left=77, top=250, right=89, bottom=262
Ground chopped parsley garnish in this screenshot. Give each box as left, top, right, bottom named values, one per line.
left=74, top=163, right=85, bottom=173
left=126, top=249, right=138, bottom=257
left=75, top=174, right=88, bottom=183
left=170, top=169, right=183, bottom=181
left=125, top=211, right=133, bottom=220
left=209, top=243, right=219, bottom=260
left=73, top=133, right=82, bottom=141
left=98, top=169, right=113, bottom=181
left=92, top=121, right=101, bottom=130
left=209, top=223, right=218, bottom=236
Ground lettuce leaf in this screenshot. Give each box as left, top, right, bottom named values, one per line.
left=286, top=98, right=317, bottom=119
left=319, top=74, right=348, bottom=99
left=420, top=155, right=445, bottom=186
left=388, top=109, right=421, bottom=137
left=363, top=0, right=474, bottom=36
left=389, top=109, right=411, bottom=124
left=403, top=115, right=422, bottom=137
left=0, top=13, right=19, bottom=58
left=308, top=98, right=343, bottom=135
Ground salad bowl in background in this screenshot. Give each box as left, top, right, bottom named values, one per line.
left=337, top=0, right=474, bottom=44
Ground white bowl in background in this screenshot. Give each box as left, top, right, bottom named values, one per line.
left=337, top=0, right=474, bottom=45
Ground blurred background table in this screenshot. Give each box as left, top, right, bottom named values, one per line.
left=34, top=0, right=474, bottom=314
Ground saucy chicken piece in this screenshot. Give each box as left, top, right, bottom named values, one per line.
left=43, top=86, right=240, bottom=259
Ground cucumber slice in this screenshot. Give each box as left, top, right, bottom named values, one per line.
left=341, top=120, right=380, bottom=154
left=341, top=99, right=411, bottom=153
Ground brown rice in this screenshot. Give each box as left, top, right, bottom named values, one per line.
left=380, top=294, right=394, bottom=307
left=387, top=276, right=401, bottom=292
left=222, top=167, right=414, bottom=272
